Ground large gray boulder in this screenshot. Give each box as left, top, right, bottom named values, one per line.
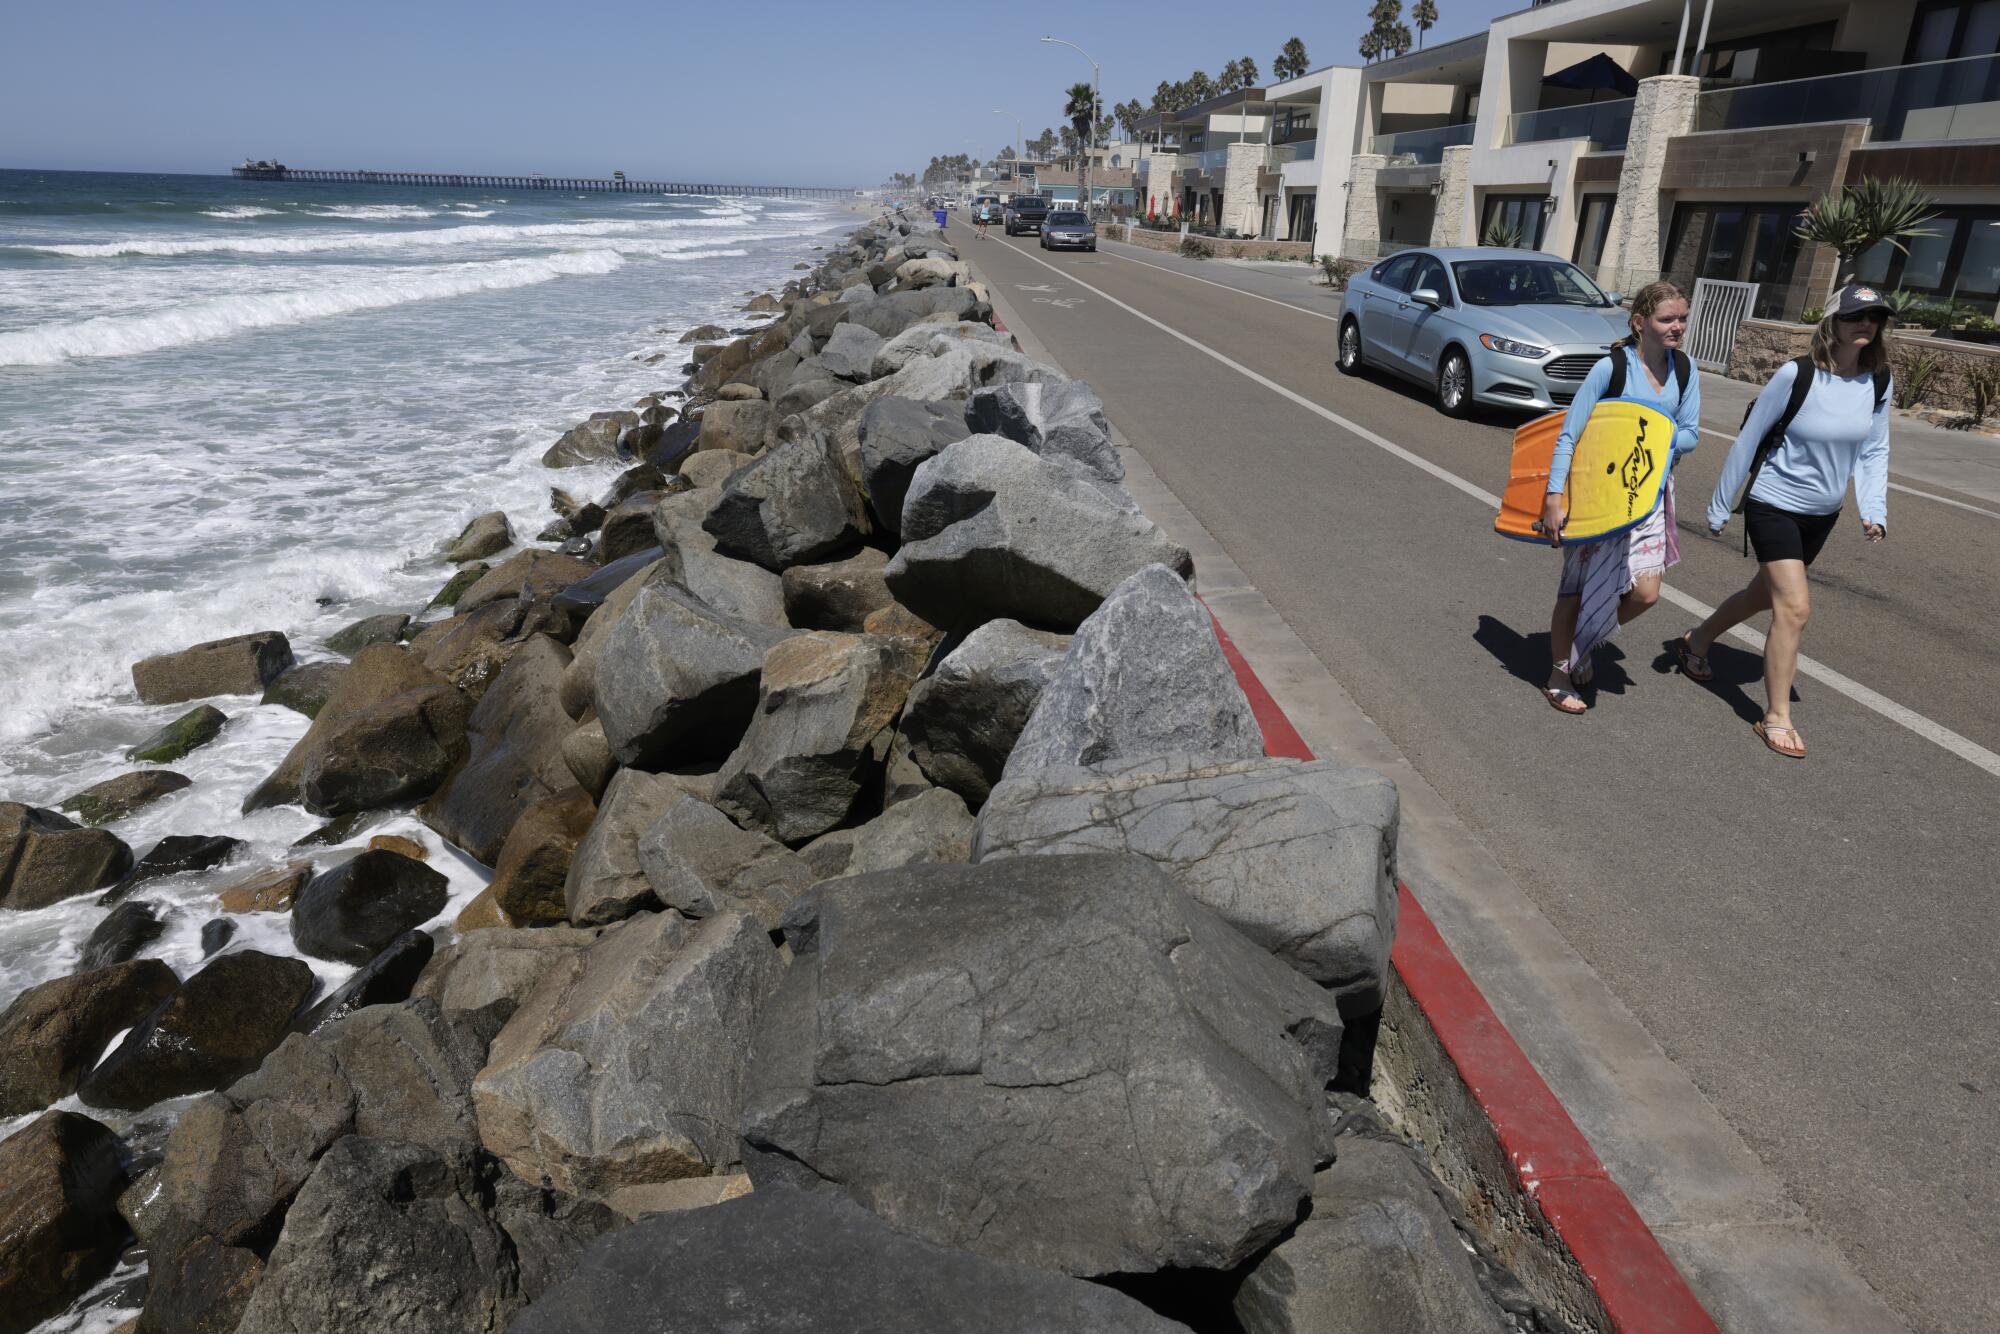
left=740, top=854, right=1342, bottom=1277
left=77, top=950, right=316, bottom=1111
left=233, top=1136, right=615, bottom=1334
left=1234, top=1136, right=1511, bottom=1334
left=816, top=322, right=885, bottom=381
left=132, top=631, right=293, bottom=705
left=474, top=910, right=785, bottom=1211
left=636, top=795, right=814, bottom=929
left=694, top=397, right=771, bottom=455
left=511, top=1183, right=1190, bottom=1334
left=966, top=380, right=1122, bottom=483
left=541, top=411, right=635, bottom=468
left=592, top=581, right=796, bottom=770
left=885, top=437, right=1191, bottom=632
left=870, top=320, right=1015, bottom=378
left=834, top=787, right=974, bottom=875
left=977, top=755, right=1398, bottom=1010
left=444, top=510, right=512, bottom=563
left=562, top=768, right=712, bottom=926
left=412, top=925, right=600, bottom=1060
left=0, top=1111, right=130, bottom=1334
left=0, top=804, right=132, bottom=911
left=1005, top=564, right=1260, bottom=776
left=419, top=634, right=574, bottom=864
left=899, top=619, right=1068, bottom=807
left=713, top=632, right=927, bottom=845
left=701, top=433, right=864, bottom=572
left=557, top=556, right=663, bottom=721
left=649, top=487, right=787, bottom=625
left=803, top=286, right=984, bottom=341
left=290, top=850, right=450, bottom=965
left=0, top=960, right=178, bottom=1116
left=856, top=397, right=967, bottom=535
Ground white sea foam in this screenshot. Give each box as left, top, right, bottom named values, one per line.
left=0, top=250, right=625, bottom=365
left=14, top=216, right=753, bottom=259
left=305, top=203, right=440, bottom=220
left=200, top=205, right=282, bottom=219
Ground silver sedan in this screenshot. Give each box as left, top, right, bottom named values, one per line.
left=1336, top=247, right=1631, bottom=417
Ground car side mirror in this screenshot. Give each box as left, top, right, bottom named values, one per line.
left=1411, top=287, right=1443, bottom=309
left=1604, top=291, right=1626, bottom=305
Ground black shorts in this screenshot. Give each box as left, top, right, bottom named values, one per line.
left=1744, top=497, right=1840, bottom=566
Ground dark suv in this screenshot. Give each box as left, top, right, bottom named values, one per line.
left=1004, top=195, right=1050, bottom=235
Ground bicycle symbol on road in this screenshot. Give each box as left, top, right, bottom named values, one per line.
left=1032, top=297, right=1084, bottom=309
left=1015, top=283, right=1059, bottom=292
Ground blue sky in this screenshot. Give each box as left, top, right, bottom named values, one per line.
left=3, top=0, right=1524, bottom=185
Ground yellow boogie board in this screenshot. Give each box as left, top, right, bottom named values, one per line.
left=1495, top=399, right=1672, bottom=544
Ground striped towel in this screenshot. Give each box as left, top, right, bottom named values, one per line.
left=1557, top=479, right=1676, bottom=675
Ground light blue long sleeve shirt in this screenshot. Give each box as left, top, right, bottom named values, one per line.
left=1547, top=347, right=1702, bottom=494
left=1706, top=361, right=1892, bottom=530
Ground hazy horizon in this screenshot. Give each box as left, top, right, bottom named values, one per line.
left=7, top=0, right=1525, bottom=186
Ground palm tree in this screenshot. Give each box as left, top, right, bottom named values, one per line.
left=1413, top=0, right=1439, bottom=50
left=1794, top=178, right=1940, bottom=305
left=1359, top=30, right=1383, bottom=63
left=1064, top=81, right=1097, bottom=146
left=1187, top=70, right=1215, bottom=103
left=1274, top=37, right=1309, bottom=81
left=1219, top=58, right=1243, bottom=92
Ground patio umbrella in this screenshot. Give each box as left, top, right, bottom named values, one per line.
left=1542, top=53, right=1640, bottom=101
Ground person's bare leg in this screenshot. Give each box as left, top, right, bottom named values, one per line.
left=1760, top=559, right=1810, bottom=748
left=1618, top=571, right=1662, bottom=625
left=1545, top=593, right=1585, bottom=711
left=1689, top=568, right=1772, bottom=655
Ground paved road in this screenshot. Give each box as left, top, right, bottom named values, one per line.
left=960, top=227, right=1999, bottom=1333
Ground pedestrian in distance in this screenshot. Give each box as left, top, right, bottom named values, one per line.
left=1539, top=280, right=1701, bottom=714
left=1674, top=282, right=1896, bottom=759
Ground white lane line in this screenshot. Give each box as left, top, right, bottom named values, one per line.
left=995, top=238, right=2000, bottom=780
left=1887, top=481, right=2000, bottom=521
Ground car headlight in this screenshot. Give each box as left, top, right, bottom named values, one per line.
left=1479, top=333, right=1551, bottom=359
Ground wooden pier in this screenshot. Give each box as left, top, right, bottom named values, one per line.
left=229, top=164, right=851, bottom=199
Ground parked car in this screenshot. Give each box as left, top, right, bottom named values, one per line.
left=1039, top=210, right=1097, bottom=252
left=1004, top=196, right=1050, bottom=235
left=1336, top=248, right=1631, bottom=417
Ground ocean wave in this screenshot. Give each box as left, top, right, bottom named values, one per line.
left=0, top=250, right=625, bottom=366
left=200, top=206, right=283, bottom=219
left=12, top=216, right=754, bottom=259
left=304, top=204, right=440, bottom=220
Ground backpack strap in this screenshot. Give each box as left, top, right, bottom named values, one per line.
left=1605, top=345, right=1627, bottom=399
left=1872, top=365, right=1891, bottom=411
left=1672, top=349, right=1691, bottom=397
left=1733, top=355, right=1818, bottom=554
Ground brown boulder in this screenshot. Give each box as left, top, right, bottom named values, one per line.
left=0, top=1110, right=130, bottom=1334
left=215, top=862, right=313, bottom=914
left=456, top=549, right=595, bottom=615
left=0, top=961, right=179, bottom=1115
left=542, top=412, right=637, bottom=468
left=781, top=548, right=894, bottom=631
left=421, top=635, right=576, bottom=864
left=0, top=804, right=132, bottom=911
left=491, top=788, right=598, bottom=925
left=413, top=595, right=573, bottom=702
left=57, top=769, right=192, bottom=826
left=368, top=834, right=427, bottom=860
left=131, top=632, right=293, bottom=705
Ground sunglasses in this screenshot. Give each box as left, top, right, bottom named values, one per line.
left=1837, top=309, right=1888, bottom=323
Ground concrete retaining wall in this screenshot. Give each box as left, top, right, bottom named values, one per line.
left=1119, top=225, right=1317, bottom=260
left=1730, top=318, right=2000, bottom=416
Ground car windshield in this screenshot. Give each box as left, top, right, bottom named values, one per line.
left=1449, top=259, right=1611, bottom=307
left=1049, top=212, right=1087, bottom=225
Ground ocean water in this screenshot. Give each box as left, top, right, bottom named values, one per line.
left=0, top=168, right=849, bottom=1326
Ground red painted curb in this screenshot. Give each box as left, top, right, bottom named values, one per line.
left=1205, top=608, right=1719, bottom=1334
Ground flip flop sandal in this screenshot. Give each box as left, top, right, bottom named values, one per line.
left=1672, top=634, right=1714, bottom=682
left=1753, top=721, right=1806, bottom=758
left=1543, top=684, right=1587, bottom=715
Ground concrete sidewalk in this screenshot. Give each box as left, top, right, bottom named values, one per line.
left=1090, top=234, right=2000, bottom=509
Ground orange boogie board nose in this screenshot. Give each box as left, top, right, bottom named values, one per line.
left=1495, top=400, right=1672, bottom=544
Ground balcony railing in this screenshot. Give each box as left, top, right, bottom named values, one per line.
left=1506, top=97, right=1635, bottom=150
left=1269, top=139, right=1317, bottom=165
left=1370, top=122, right=1476, bottom=164
left=1695, top=52, right=2000, bottom=143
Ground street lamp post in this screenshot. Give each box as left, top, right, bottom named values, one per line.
left=994, top=109, right=1021, bottom=178
left=1042, top=34, right=1100, bottom=216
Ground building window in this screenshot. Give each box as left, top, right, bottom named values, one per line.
left=1906, top=0, right=2000, bottom=62
left=1854, top=208, right=2000, bottom=301
left=1662, top=202, right=1807, bottom=318
left=1573, top=195, right=1616, bottom=273
left=1481, top=194, right=1549, bottom=250
left=1289, top=191, right=1317, bottom=241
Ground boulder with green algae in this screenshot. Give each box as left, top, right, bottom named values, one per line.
left=427, top=563, right=488, bottom=611
left=58, top=770, right=191, bottom=825
left=128, top=705, right=227, bottom=763
left=325, top=613, right=410, bottom=656
left=261, top=661, right=345, bottom=719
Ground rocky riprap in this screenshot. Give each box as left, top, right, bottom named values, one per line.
left=0, top=209, right=1560, bottom=1334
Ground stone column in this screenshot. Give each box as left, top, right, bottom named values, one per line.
left=1430, top=145, right=1473, bottom=248
left=1141, top=152, right=1179, bottom=219
left=1597, top=74, right=1699, bottom=295
left=1223, top=143, right=1264, bottom=238
left=1343, top=154, right=1388, bottom=259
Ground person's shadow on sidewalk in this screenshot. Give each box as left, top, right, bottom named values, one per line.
left=1473, top=615, right=1639, bottom=700
left=1643, top=636, right=1776, bottom=725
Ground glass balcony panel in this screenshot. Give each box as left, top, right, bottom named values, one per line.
left=1694, top=53, right=2000, bottom=143
left=1505, top=98, right=1635, bottom=149
left=1369, top=122, right=1476, bottom=164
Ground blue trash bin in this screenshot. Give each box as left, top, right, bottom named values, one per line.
left=933, top=208, right=948, bottom=229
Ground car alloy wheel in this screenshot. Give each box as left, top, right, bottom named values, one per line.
left=1337, top=319, right=1363, bottom=375
left=1438, top=350, right=1472, bottom=417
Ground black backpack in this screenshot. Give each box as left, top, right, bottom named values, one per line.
left=1730, top=354, right=1891, bottom=554
left=1605, top=345, right=1691, bottom=401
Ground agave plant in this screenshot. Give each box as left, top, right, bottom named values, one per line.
left=1481, top=218, right=1524, bottom=249
left=1794, top=178, right=1940, bottom=278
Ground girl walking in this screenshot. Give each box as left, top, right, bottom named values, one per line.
left=1540, top=281, right=1702, bottom=714
left=1675, top=283, right=1895, bottom=758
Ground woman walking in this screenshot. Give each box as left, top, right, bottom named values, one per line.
left=1675, top=283, right=1894, bottom=758
left=1540, top=281, right=1701, bottom=714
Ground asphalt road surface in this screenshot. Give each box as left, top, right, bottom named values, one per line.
left=962, top=226, right=1999, bottom=1333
